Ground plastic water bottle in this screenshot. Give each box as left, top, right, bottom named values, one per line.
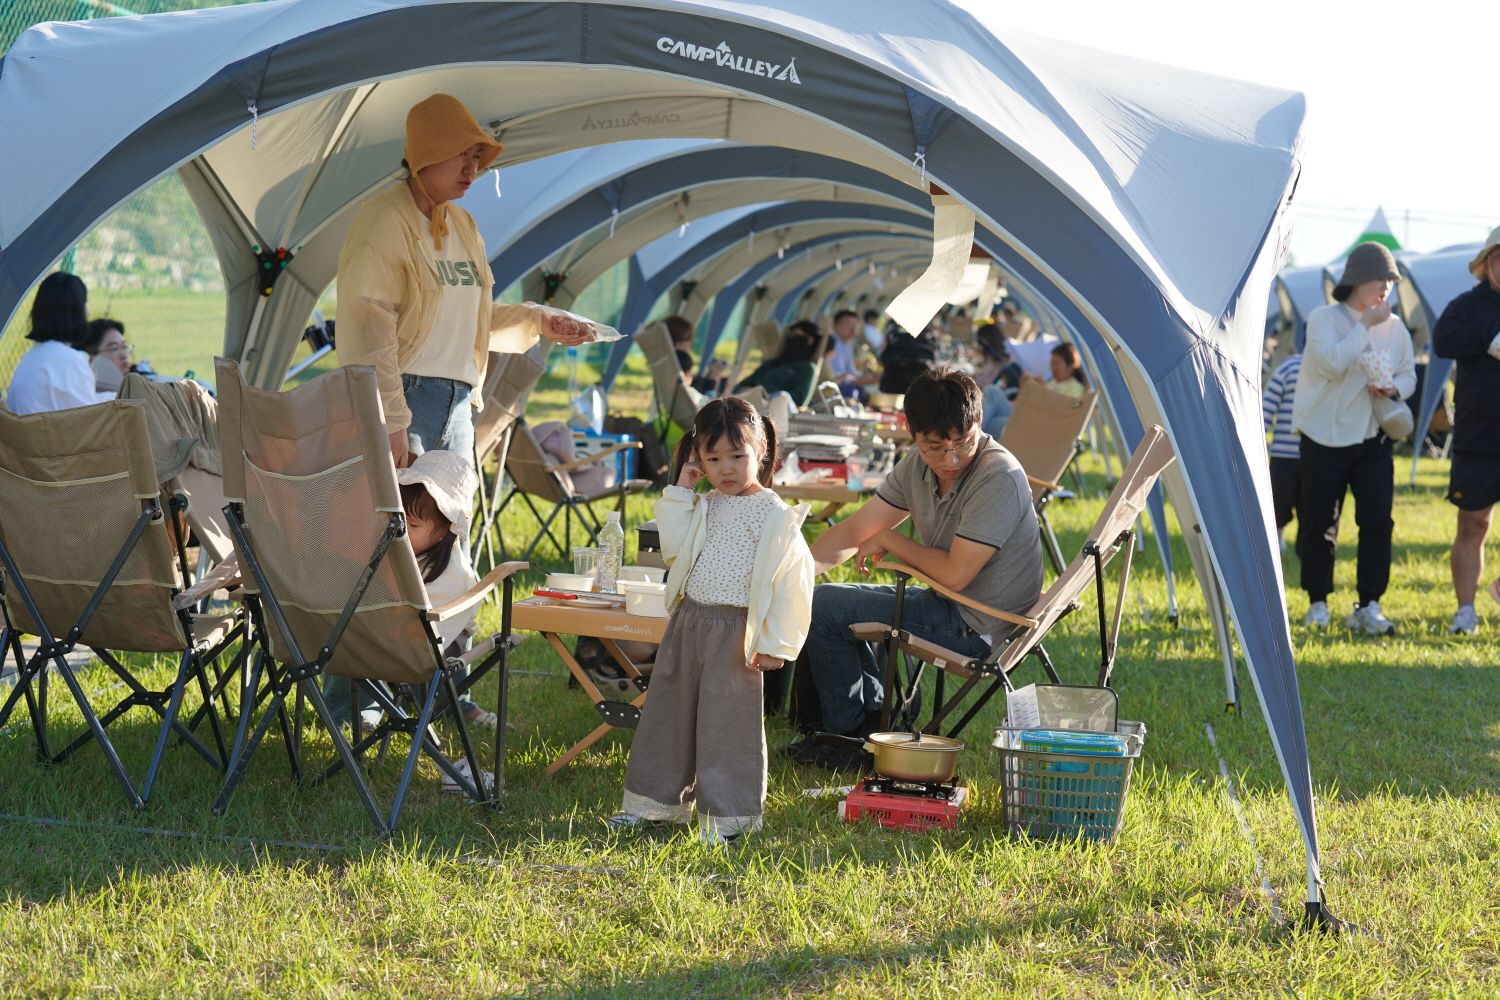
left=597, top=511, right=624, bottom=594
left=566, top=346, right=580, bottom=399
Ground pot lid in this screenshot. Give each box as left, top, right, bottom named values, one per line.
left=866, top=732, right=963, bottom=752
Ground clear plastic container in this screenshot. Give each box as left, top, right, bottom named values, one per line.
left=572, top=546, right=601, bottom=586
left=596, top=512, right=624, bottom=594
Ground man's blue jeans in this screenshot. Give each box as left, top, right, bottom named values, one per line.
left=806, top=583, right=991, bottom=734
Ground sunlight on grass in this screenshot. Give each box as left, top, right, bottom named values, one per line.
left=0, top=454, right=1496, bottom=997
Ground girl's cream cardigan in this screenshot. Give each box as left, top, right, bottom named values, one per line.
left=654, top=485, right=814, bottom=664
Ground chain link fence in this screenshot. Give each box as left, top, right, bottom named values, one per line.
left=1, top=0, right=268, bottom=387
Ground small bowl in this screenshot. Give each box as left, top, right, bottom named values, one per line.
left=619, top=565, right=667, bottom=584
left=545, top=573, right=595, bottom=591
left=624, top=588, right=669, bottom=617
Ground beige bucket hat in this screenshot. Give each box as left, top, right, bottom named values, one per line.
left=1468, top=225, right=1500, bottom=279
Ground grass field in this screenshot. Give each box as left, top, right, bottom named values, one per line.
left=1, top=420, right=1497, bottom=995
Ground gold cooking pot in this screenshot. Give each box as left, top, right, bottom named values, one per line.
left=855, top=732, right=964, bottom=782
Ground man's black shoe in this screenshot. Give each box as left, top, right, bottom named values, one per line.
left=780, top=732, right=875, bottom=772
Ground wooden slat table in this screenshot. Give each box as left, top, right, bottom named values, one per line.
left=775, top=479, right=881, bottom=522
left=509, top=597, right=669, bottom=775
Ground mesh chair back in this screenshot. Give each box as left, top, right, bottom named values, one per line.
left=474, top=341, right=549, bottom=465
left=0, top=400, right=183, bottom=651
left=504, top=420, right=570, bottom=503
left=638, top=321, right=702, bottom=430
left=999, top=382, right=1098, bottom=502
left=994, top=425, right=1174, bottom=673
left=216, top=359, right=435, bottom=684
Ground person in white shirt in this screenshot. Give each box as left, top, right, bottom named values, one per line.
left=861, top=309, right=885, bottom=352
left=4, top=272, right=97, bottom=415
left=1291, top=242, right=1415, bottom=634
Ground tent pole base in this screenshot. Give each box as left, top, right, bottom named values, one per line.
left=1299, top=899, right=1348, bottom=935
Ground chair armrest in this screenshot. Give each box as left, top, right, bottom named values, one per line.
left=1026, top=474, right=1063, bottom=494
left=426, top=561, right=529, bottom=622
left=549, top=441, right=643, bottom=473
left=875, top=558, right=1039, bottom=629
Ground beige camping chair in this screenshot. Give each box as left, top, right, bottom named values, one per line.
left=470, top=342, right=550, bottom=569
left=999, top=381, right=1099, bottom=574
left=638, top=320, right=703, bottom=437
left=494, top=417, right=647, bottom=561
left=849, top=426, right=1175, bottom=738
left=211, top=359, right=526, bottom=832
left=0, top=399, right=245, bottom=807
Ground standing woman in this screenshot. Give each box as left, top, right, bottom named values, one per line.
left=339, top=93, right=590, bottom=468
left=4, top=272, right=96, bottom=415
left=1291, top=242, right=1415, bottom=634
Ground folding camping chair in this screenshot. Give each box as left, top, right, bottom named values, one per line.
left=638, top=320, right=704, bottom=438
left=0, top=399, right=245, bottom=807
left=210, top=360, right=525, bottom=832
left=471, top=342, right=550, bottom=570
left=998, top=381, right=1099, bottom=575
left=850, top=425, right=1175, bottom=739
left=492, top=418, right=648, bottom=561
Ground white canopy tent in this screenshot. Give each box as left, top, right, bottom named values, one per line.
left=0, top=0, right=1334, bottom=925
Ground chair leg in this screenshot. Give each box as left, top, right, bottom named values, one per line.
left=444, top=669, right=487, bottom=805
left=48, top=649, right=142, bottom=808
left=388, top=677, right=444, bottom=829
left=140, top=648, right=195, bottom=803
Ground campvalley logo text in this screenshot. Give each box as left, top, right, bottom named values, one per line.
left=656, top=37, right=800, bottom=83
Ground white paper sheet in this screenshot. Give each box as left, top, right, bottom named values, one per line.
left=885, top=195, right=976, bottom=336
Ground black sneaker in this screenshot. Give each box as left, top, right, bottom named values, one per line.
left=781, top=732, right=874, bottom=772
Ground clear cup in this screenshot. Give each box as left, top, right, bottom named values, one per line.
left=572, top=546, right=602, bottom=589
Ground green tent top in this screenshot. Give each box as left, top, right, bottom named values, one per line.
left=1343, top=206, right=1402, bottom=255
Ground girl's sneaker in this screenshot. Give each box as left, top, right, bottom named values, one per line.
left=440, top=758, right=494, bottom=796
left=1450, top=604, right=1479, bottom=636
left=1303, top=601, right=1330, bottom=627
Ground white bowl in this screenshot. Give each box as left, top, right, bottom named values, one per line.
left=619, top=565, right=667, bottom=584
left=624, top=588, right=669, bottom=617
left=545, top=573, right=595, bottom=591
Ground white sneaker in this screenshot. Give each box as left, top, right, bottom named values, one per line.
left=1450, top=604, right=1479, bottom=636
left=1344, top=601, right=1396, bottom=636
left=440, top=758, right=494, bottom=796
left=1303, top=601, right=1330, bottom=627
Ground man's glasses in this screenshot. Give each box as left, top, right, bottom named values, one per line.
left=916, top=436, right=979, bottom=460
left=102, top=342, right=132, bottom=355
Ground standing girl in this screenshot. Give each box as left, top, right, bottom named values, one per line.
left=611, top=397, right=814, bottom=843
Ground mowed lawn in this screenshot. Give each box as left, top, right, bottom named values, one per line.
left=1, top=415, right=1497, bottom=996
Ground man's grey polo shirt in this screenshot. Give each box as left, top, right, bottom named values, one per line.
left=876, top=435, right=1043, bottom=638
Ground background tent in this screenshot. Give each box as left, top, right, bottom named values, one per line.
left=0, top=0, right=1332, bottom=922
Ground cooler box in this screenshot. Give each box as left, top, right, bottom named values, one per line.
left=573, top=430, right=636, bottom=482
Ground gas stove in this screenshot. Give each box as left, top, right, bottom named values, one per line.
left=840, top=776, right=971, bottom=831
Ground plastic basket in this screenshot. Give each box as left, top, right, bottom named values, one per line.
left=991, top=721, right=1145, bottom=843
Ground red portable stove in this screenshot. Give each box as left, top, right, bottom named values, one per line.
left=839, top=776, right=971, bottom=832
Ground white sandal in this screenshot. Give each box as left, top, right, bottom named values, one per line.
left=440, top=758, right=494, bottom=796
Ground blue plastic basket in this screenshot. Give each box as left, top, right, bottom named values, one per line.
left=992, top=721, right=1145, bottom=843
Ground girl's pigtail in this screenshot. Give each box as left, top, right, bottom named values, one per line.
left=671, top=428, right=698, bottom=486
left=757, top=413, right=779, bottom=486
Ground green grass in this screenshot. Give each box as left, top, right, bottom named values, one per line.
left=1, top=453, right=1497, bottom=998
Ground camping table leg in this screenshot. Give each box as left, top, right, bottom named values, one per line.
left=539, top=630, right=650, bottom=776
left=812, top=502, right=848, bottom=522
left=544, top=691, right=648, bottom=777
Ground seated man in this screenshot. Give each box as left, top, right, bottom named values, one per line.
left=785, top=367, right=1045, bottom=769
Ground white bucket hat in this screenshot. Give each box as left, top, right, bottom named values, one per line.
left=397, top=450, right=477, bottom=543
left=1468, top=225, right=1500, bottom=279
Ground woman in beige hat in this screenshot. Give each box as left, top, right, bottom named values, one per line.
left=1290, top=241, right=1415, bottom=635
left=338, top=93, right=591, bottom=471
left=1432, top=226, right=1500, bottom=634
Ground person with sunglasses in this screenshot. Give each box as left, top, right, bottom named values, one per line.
left=785, top=367, right=1044, bottom=769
